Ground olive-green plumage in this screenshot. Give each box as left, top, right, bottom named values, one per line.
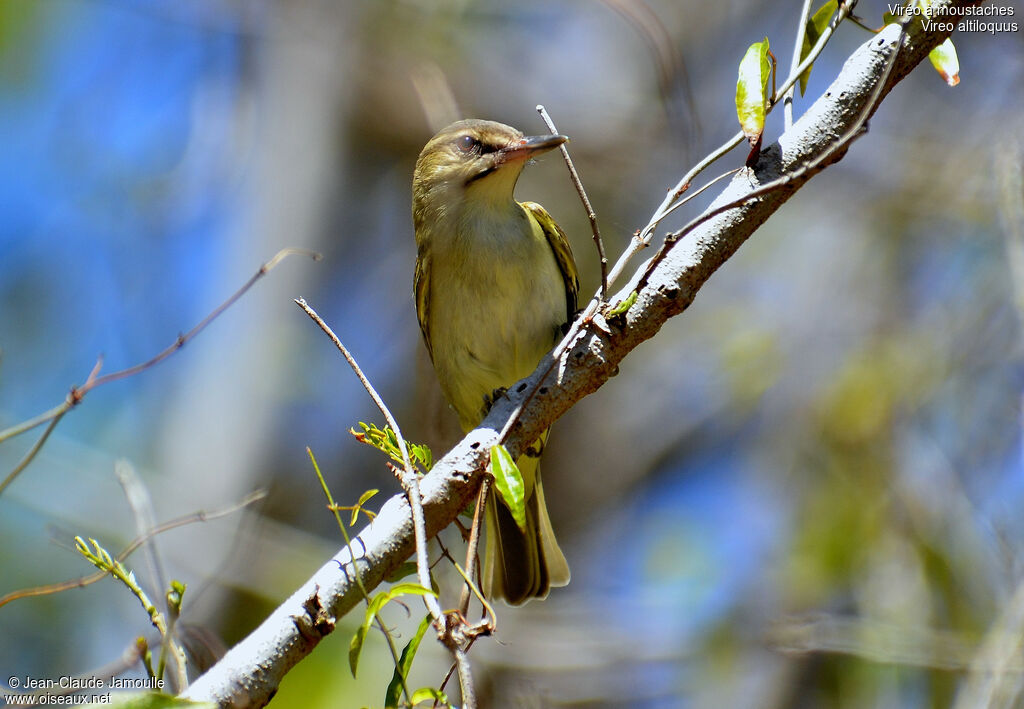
left=412, top=119, right=577, bottom=604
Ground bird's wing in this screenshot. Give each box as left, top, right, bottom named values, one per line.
left=413, top=248, right=434, bottom=361
left=520, top=201, right=579, bottom=322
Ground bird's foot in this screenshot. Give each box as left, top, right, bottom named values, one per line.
left=482, top=386, right=508, bottom=414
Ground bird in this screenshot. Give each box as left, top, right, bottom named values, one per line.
left=412, top=119, right=578, bottom=604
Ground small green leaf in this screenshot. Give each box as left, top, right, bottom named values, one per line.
left=351, top=488, right=380, bottom=525
left=377, top=582, right=437, bottom=607
left=490, top=445, right=526, bottom=532
left=608, top=290, right=638, bottom=317
left=736, top=37, right=772, bottom=144
left=883, top=4, right=959, bottom=87
left=166, top=580, right=186, bottom=618
left=350, top=422, right=433, bottom=472
left=928, top=37, right=960, bottom=86
left=411, top=442, right=433, bottom=471
left=798, top=1, right=837, bottom=95
left=384, top=614, right=433, bottom=707
left=356, top=488, right=379, bottom=508
left=410, top=687, right=450, bottom=706
left=349, top=617, right=370, bottom=677
left=351, top=583, right=437, bottom=677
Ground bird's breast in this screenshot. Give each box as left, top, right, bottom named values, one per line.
left=427, top=202, right=566, bottom=429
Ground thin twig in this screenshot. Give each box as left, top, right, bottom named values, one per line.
left=294, top=299, right=442, bottom=625
left=609, top=0, right=855, bottom=292
left=452, top=562, right=494, bottom=631
left=308, top=448, right=412, bottom=704
left=643, top=168, right=742, bottom=236
left=498, top=2, right=864, bottom=460
left=536, top=104, right=608, bottom=300
left=785, top=0, right=815, bottom=130
left=295, top=298, right=478, bottom=704
left=0, top=489, right=267, bottom=609
left=0, top=248, right=321, bottom=496
left=452, top=647, right=476, bottom=709
left=0, top=413, right=64, bottom=497
left=114, top=460, right=167, bottom=611
left=637, top=1, right=904, bottom=293
left=0, top=403, right=70, bottom=445
left=114, top=459, right=185, bottom=691
left=89, top=248, right=320, bottom=391
left=457, top=477, right=492, bottom=618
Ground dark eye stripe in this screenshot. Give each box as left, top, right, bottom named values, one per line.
left=456, top=134, right=502, bottom=155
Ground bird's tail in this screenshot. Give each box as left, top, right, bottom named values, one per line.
left=482, top=437, right=569, bottom=605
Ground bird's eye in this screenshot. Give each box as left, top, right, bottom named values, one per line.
left=457, top=135, right=479, bottom=153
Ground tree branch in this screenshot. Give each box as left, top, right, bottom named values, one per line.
left=182, top=4, right=980, bottom=705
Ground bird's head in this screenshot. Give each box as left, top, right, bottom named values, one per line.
left=412, top=119, right=567, bottom=223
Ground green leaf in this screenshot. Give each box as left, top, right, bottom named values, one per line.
left=490, top=444, right=526, bottom=532
left=375, top=582, right=436, bottom=608
left=798, top=1, right=837, bottom=95
left=348, top=617, right=369, bottom=677
left=410, top=687, right=450, bottom=706
left=928, top=37, right=960, bottom=86
left=883, top=4, right=959, bottom=88
left=384, top=614, right=433, bottom=707
left=351, top=488, right=380, bottom=525
left=608, top=290, right=637, bottom=317
left=166, top=580, right=186, bottom=618
left=350, top=422, right=433, bottom=472
left=356, top=488, right=379, bottom=508
left=736, top=37, right=772, bottom=144
left=411, top=442, right=433, bottom=471
left=350, top=583, right=437, bottom=678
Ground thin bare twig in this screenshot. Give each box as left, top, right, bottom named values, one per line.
left=457, top=477, right=493, bottom=620
left=308, top=448, right=412, bottom=704
left=640, top=167, right=742, bottom=239
left=0, top=248, right=321, bottom=497
left=294, top=299, right=441, bottom=624
left=451, top=562, right=494, bottom=633
left=0, top=414, right=65, bottom=497
left=451, top=647, right=476, bottom=708
left=785, top=0, right=815, bottom=130
left=0, top=489, right=267, bottom=609
left=609, top=0, right=855, bottom=291
left=536, top=104, right=608, bottom=300
left=295, top=298, right=478, bottom=705
left=115, top=460, right=167, bottom=610
left=635, top=0, right=901, bottom=294
left=114, top=459, right=185, bottom=691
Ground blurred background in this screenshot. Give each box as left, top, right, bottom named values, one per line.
left=1, top=0, right=1023, bottom=707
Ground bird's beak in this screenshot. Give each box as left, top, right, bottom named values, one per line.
left=499, top=134, right=568, bottom=163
